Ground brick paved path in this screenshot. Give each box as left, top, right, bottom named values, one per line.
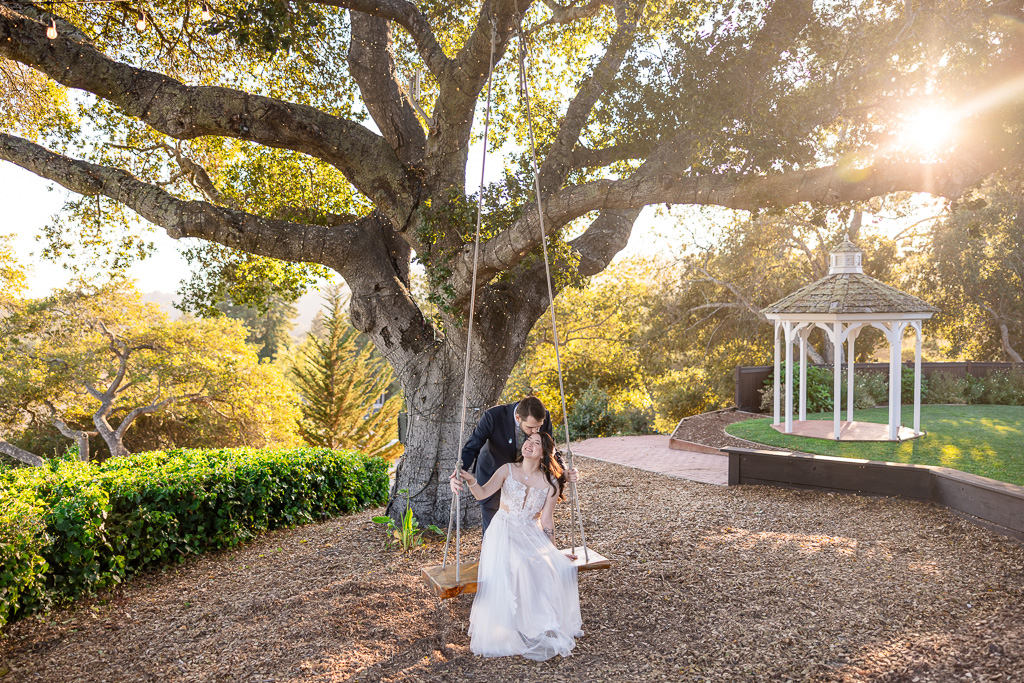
left=569, top=435, right=728, bottom=485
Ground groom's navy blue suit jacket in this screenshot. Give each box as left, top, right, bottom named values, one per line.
left=460, top=402, right=553, bottom=490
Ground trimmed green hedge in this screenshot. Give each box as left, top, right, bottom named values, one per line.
left=0, top=447, right=388, bottom=628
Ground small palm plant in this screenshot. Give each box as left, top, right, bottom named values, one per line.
left=373, top=488, right=443, bottom=551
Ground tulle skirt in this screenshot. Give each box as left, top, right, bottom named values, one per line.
left=468, top=509, right=582, bottom=660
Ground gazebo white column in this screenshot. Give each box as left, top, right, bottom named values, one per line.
left=847, top=326, right=861, bottom=422
left=833, top=321, right=842, bottom=440
left=913, top=321, right=923, bottom=436
left=773, top=321, right=781, bottom=426
left=798, top=327, right=810, bottom=422
left=883, top=322, right=908, bottom=441
left=784, top=321, right=794, bottom=434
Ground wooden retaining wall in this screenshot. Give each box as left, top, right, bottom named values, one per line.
left=724, top=447, right=1024, bottom=542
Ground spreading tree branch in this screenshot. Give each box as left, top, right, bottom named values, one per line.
left=427, top=0, right=533, bottom=185
left=115, top=394, right=187, bottom=440
left=980, top=303, right=1024, bottom=363
left=51, top=416, right=97, bottom=462
left=537, top=0, right=645, bottom=196
left=448, top=149, right=1019, bottom=301
left=0, top=5, right=414, bottom=223
left=313, top=0, right=451, bottom=77
left=570, top=209, right=641, bottom=277
left=533, top=0, right=611, bottom=30
left=571, top=140, right=658, bottom=170
left=0, top=439, right=43, bottom=466
left=0, top=132, right=369, bottom=275
left=348, top=12, right=427, bottom=165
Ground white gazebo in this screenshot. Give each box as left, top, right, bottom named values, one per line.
left=762, top=239, right=939, bottom=441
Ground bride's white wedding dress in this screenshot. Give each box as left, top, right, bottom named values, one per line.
left=469, top=463, right=582, bottom=660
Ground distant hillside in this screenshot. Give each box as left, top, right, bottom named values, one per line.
left=141, top=291, right=182, bottom=319
left=142, top=290, right=327, bottom=338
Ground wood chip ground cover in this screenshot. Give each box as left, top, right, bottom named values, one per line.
left=2, top=458, right=1022, bottom=682
left=670, top=409, right=765, bottom=451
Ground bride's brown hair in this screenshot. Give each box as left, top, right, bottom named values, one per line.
left=515, top=432, right=566, bottom=501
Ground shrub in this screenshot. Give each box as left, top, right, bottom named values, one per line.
left=760, top=364, right=933, bottom=413
left=564, top=384, right=652, bottom=439
left=611, top=402, right=655, bottom=435
left=972, top=369, right=1024, bottom=406
left=0, top=493, right=50, bottom=628
left=924, top=372, right=969, bottom=404
left=0, top=447, right=388, bottom=627
left=651, top=368, right=715, bottom=432
left=759, top=363, right=835, bottom=414
left=566, top=385, right=614, bottom=440
left=848, top=370, right=884, bottom=408
left=901, top=365, right=925, bottom=403
left=756, top=364, right=1024, bottom=411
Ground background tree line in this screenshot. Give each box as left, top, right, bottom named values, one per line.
left=0, top=244, right=400, bottom=467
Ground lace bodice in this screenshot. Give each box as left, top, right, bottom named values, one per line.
left=498, top=463, right=550, bottom=525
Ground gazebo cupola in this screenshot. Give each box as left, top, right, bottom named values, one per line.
left=829, top=239, right=863, bottom=273
left=761, top=238, right=939, bottom=442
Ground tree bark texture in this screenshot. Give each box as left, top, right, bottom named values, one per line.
left=52, top=418, right=95, bottom=462
left=0, top=439, right=44, bottom=467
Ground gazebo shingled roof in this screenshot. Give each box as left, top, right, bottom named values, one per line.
left=830, top=238, right=862, bottom=253
left=762, top=274, right=940, bottom=316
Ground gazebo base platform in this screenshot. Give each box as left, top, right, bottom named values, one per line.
left=772, top=420, right=922, bottom=442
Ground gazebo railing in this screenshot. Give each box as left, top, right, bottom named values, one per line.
left=734, top=361, right=1021, bottom=413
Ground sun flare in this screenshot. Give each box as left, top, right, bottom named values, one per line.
left=902, top=107, right=957, bottom=155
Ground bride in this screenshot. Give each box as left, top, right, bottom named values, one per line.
left=458, top=431, right=583, bottom=660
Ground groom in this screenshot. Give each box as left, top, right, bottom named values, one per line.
left=451, top=396, right=554, bottom=534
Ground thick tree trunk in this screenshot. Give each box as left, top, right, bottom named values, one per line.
left=997, top=321, right=1023, bottom=364
left=389, top=344, right=512, bottom=528
left=380, top=297, right=532, bottom=527
left=93, top=411, right=130, bottom=459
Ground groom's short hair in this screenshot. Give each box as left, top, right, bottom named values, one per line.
left=515, top=396, right=546, bottom=422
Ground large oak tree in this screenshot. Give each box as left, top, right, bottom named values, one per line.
left=1, top=0, right=1021, bottom=523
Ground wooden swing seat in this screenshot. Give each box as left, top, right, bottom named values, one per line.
left=421, top=548, right=611, bottom=600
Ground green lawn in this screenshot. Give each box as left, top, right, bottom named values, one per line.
left=726, top=404, right=1024, bottom=487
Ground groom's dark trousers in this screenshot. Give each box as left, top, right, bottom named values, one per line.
left=460, top=402, right=553, bottom=535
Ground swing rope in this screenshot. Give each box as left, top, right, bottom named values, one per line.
left=441, top=6, right=591, bottom=571
left=516, top=24, right=589, bottom=564
left=441, top=12, right=497, bottom=579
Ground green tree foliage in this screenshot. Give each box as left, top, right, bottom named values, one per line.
left=910, top=167, right=1024, bottom=362
left=216, top=294, right=298, bottom=362
left=178, top=242, right=331, bottom=319
left=503, top=259, right=655, bottom=428
left=0, top=280, right=301, bottom=463
left=0, top=234, right=27, bottom=306
left=292, top=287, right=402, bottom=458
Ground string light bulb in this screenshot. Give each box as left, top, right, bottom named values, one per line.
left=201, top=2, right=212, bottom=21
left=136, top=10, right=147, bottom=31
left=46, top=18, right=58, bottom=40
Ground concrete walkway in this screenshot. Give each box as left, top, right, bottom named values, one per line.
left=570, top=434, right=729, bottom=485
